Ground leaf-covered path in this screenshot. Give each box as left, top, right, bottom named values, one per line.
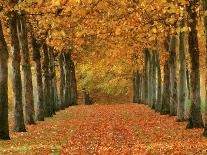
left=1, top=104, right=207, bottom=154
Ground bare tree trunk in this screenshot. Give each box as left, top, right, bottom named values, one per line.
left=148, top=51, right=153, bottom=107
left=59, top=53, right=65, bottom=109
left=48, top=48, right=56, bottom=115
left=160, top=59, right=171, bottom=115
left=9, top=13, right=26, bottom=132
left=203, top=0, right=207, bottom=136
left=132, top=71, right=138, bottom=103
left=42, top=44, right=53, bottom=117
left=63, top=52, right=71, bottom=107
left=186, top=0, right=203, bottom=128
left=32, top=37, right=44, bottom=121
left=70, top=60, right=78, bottom=105
left=177, top=19, right=187, bottom=122
left=186, top=67, right=191, bottom=100
left=155, top=50, right=162, bottom=112
left=144, top=48, right=150, bottom=104
left=17, top=13, right=35, bottom=125
left=151, top=51, right=156, bottom=109
left=169, top=35, right=177, bottom=116
left=0, top=21, right=10, bottom=140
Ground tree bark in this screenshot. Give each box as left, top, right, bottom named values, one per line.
left=148, top=51, right=153, bottom=107
left=59, top=53, right=65, bottom=109
left=48, top=48, right=56, bottom=115
left=0, top=21, right=10, bottom=140
left=9, top=12, right=26, bottom=132
left=186, top=0, right=203, bottom=128
left=144, top=48, right=150, bottom=104
left=160, top=59, right=171, bottom=115
left=17, top=13, right=35, bottom=125
left=132, top=71, right=138, bottom=103
left=177, top=19, right=187, bottom=122
left=42, top=44, right=53, bottom=117
left=63, top=52, right=71, bottom=107
left=169, top=35, right=177, bottom=116
left=186, top=67, right=191, bottom=100
left=151, top=51, right=156, bottom=109
left=32, top=37, right=44, bottom=121
left=155, top=50, right=161, bottom=112
left=203, top=0, right=207, bottom=136
left=70, top=60, right=78, bottom=105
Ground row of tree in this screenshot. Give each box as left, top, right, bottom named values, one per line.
left=0, top=3, right=78, bottom=140
left=133, top=0, right=207, bottom=136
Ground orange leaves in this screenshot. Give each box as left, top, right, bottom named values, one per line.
left=1, top=104, right=207, bottom=154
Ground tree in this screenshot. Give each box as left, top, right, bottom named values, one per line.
left=0, top=21, right=10, bottom=140
left=186, top=0, right=203, bottom=129
left=42, top=43, right=53, bottom=117
left=32, top=37, right=44, bottom=121
left=203, top=0, right=207, bottom=136
left=59, top=53, right=66, bottom=109
left=10, top=12, right=26, bottom=132
left=18, top=12, right=35, bottom=125
left=169, top=35, right=177, bottom=116
left=177, top=19, right=187, bottom=122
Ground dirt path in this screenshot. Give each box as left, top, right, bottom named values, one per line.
left=1, top=104, right=207, bottom=154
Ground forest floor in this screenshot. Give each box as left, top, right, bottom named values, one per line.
left=1, top=104, right=207, bottom=155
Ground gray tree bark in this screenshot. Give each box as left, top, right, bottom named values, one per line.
left=169, top=35, right=177, bottom=116
left=63, top=52, right=71, bottom=107
left=10, top=12, right=26, bottom=132
left=42, top=44, right=53, bottom=117
left=70, top=60, right=78, bottom=105
left=186, top=0, right=203, bottom=128
left=203, top=0, right=207, bottom=136
left=17, top=13, right=35, bottom=125
left=155, top=50, right=161, bottom=112
left=32, top=37, right=44, bottom=121
left=0, top=21, right=10, bottom=140
left=144, top=48, right=150, bottom=104
left=177, top=19, right=187, bottom=122
left=59, top=53, right=65, bottom=109
left=160, top=38, right=170, bottom=115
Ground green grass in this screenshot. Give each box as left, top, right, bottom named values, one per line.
left=186, top=98, right=205, bottom=113
left=132, top=124, right=143, bottom=138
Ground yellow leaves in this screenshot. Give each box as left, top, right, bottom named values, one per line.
left=115, top=27, right=122, bottom=36
left=204, top=11, right=207, bottom=17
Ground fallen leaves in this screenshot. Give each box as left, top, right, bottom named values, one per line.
left=1, top=104, right=207, bottom=154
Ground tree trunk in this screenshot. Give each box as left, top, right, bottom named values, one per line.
left=9, top=13, right=26, bottom=132
left=177, top=19, right=187, bottom=122
left=59, top=53, right=65, bottom=109
left=32, top=37, right=44, bottom=121
left=144, top=48, right=150, bottom=104
left=83, top=89, right=92, bottom=105
left=148, top=51, right=153, bottom=108
left=63, top=52, right=71, bottom=107
left=70, top=60, right=78, bottom=105
left=48, top=48, right=56, bottom=115
left=203, top=0, right=207, bottom=136
left=42, top=44, right=53, bottom=117
left=52, top=53, right=60, bottom=111
left=151, top=51, right=156, bottom=109
left=186, top=0, right=203, bottom=128
left=155, top=50, right=161, bottom=112
left=132, top=71, right=138, bottom=103
left=169, top=35, right=177, bottom=116
left=0, top=21, right=10, bottom=140
left=160, top=60, right=171, bottom=115
left=148, top=51, right=153, bottom=107
left=17, top=13, right=35, bottom=125
left=186, top=67, right=191, bottom=100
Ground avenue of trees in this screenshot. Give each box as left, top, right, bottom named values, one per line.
left=1, top=0, right=207, bottom=141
